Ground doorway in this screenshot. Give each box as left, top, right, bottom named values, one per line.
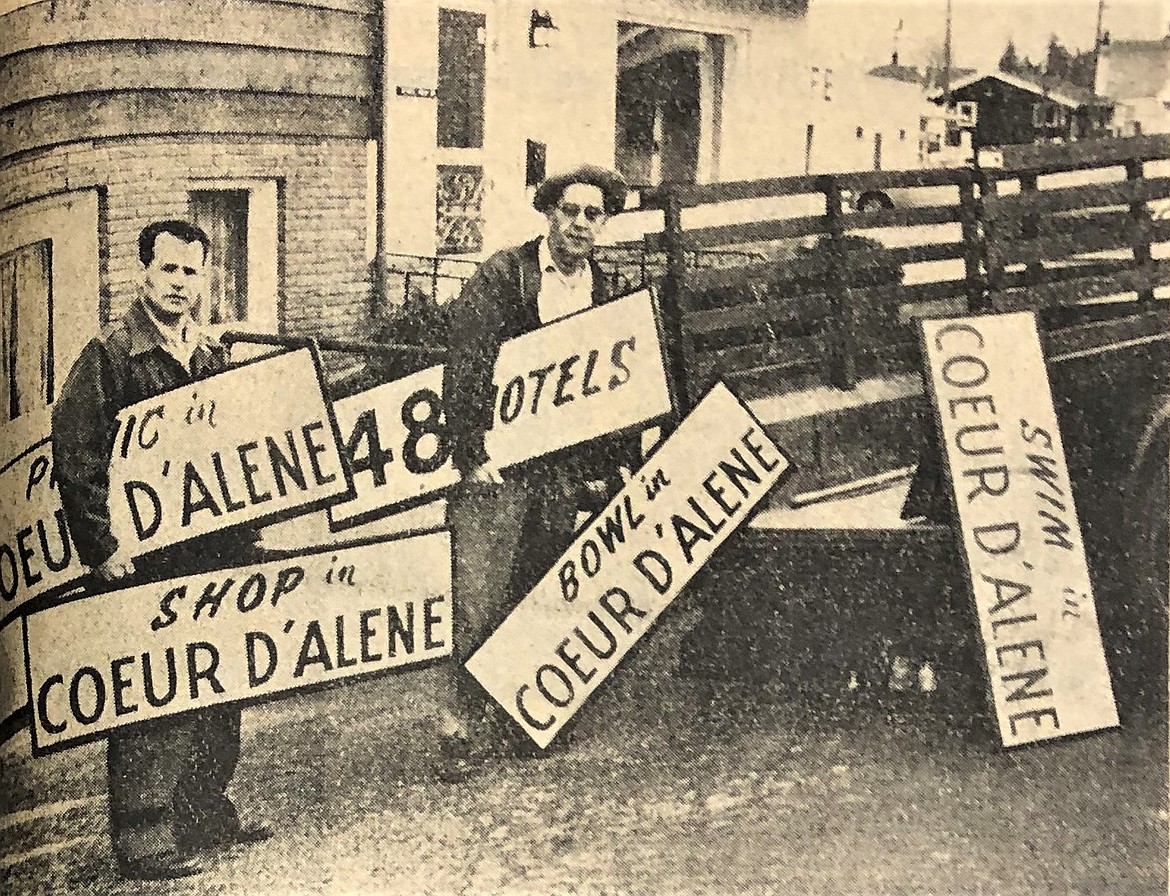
left=615, top=23, right=725, bottom=187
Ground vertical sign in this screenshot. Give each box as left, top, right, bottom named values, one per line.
left=921, top=312, right=1118, bottom=747
left=467, top=383, right=791, bottom=748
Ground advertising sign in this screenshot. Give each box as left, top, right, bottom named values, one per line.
left=328, top=290, right=673, bottom=529
left=108, top=348, right=354, bottom=557
left=921, top=312, right=1118, bottom=747
left=0, top=434, right=83, bottom=624
left=467, top=383, right=791, bottom=748
left=25, top=530, right=452, bottom=753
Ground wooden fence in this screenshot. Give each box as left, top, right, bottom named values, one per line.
left=632, top=135, right=1170, bottom=407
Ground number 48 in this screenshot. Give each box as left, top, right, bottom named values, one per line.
left=344, top=388, right=451, bottom=484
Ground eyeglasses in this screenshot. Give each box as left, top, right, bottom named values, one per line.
left=556, top=203, right=607, bottom=224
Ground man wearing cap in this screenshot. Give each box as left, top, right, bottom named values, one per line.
left=438, top=165, right=636, bottom=775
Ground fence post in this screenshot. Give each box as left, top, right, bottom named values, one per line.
left=1125, top=157, right=1156, bottom=304
left=660, top=189, right=691, bottom=414
left=821, top=174, right=857, bottom=390
left=980, top=173, right=1004, bottom=309
left=958, top=171, right=988, bottom=313
left=1018, top=171, right=1043, bottom=287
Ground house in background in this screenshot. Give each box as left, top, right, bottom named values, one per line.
left=934, top=70, right=1114, bottom=149
left=1096, top=35, right=1170, bottom=137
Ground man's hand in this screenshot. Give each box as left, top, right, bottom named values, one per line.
left=467, top=462, right=503, bottom=486
left=94, top=554, right=136, bottom=583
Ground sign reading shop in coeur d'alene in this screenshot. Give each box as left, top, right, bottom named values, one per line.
left=921, top=312, right=1118, bottom=748
left=328, top=289, right=673, bottom=529
left=467, top=383, right=791, bottom=749
left=108, top=348, right=354, bottom=558
left=24, top=530, right=452, bottom=754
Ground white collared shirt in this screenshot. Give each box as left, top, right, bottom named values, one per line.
left=536, top=238, right=593, bottom=325
left=142, top=303, right=201, bottom=372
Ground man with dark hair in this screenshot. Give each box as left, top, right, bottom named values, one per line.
left=437, top=165, right=637, bottom=777
left=52, top=220, right=269, bottom=880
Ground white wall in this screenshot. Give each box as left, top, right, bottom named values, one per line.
left=381, top=0, right=811, bottom=258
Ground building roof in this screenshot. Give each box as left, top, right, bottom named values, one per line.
left=938, top=70, right=1108, bottom=108
left=867, top=62, right=925, bottom=85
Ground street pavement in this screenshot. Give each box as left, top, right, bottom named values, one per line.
left=2, top=607, right=1166, bottom=896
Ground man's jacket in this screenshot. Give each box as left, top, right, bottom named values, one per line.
left=51, top=299, right=229, bottom=569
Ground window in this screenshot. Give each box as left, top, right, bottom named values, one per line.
left=856, top=126, right=864, bottom=139
left=189, top=190, right=249, bottom=326
left=0, top=240, right=52, bottom=422
left=899, top=129, right=907, bottom=141
left=438, top=9, right=487, bottom=149
left=945, top=124, right=962, bottom=147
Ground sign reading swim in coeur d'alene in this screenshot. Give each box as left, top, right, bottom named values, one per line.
left=24, top=530, right=452, bottom=754
left=921, top=312, right=1118, bottom=748
left=328, top=289, right=673, bottom=528
left=467, top=383, right=791, bottom=749
left=108, top=348, right=354, bottom=558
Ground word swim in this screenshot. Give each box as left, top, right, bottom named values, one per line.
left=35, top=595, right=448, bottom=739
left=489, top=336, right=637, bottom=427
left=121, top=421, right=339, bottom=540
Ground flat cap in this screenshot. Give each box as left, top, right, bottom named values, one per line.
left=533, top=164, right=628, bottom=217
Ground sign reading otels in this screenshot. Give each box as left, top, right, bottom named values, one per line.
left=921, top=312, right=1118, bottom=747
left=328, top=290, right=673, bottom=528
left=109, top=348, right=353, bottom=557
left=25, top=531, right=451, bottom=752
left=467, top=383, right=791, bottom=748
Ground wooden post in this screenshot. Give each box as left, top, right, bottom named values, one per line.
left=958, top=171, right=988, bottom=313
left=660, top=189, right=691, bottom=415
left=981, top=175, right=1004, bottom=310
left=1126, top=158, right=1155, bottom=304
left=821, top=174, right=857, bottom=390
left=1019, top=171, right=1043, bottom=287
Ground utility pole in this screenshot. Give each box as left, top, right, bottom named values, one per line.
left=1092, top=0, right=1107, bottom=90
left=943, top=0, right=953, bottom=103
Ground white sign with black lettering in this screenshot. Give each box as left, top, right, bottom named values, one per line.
left=328, top=290, right=672, bottom=528
left=1, top=620, right=27, bottom=742
left=921, top=312, right=1118, bottom=747
left=467, top=383, right=791, bottom=748
left=109, top=348, right=353, bottom=558
left=1, top=433, right=82, bottom=622
left=24, top=531, right=452, bottom=753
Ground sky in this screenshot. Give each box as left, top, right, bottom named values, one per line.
left=807, top=0, right=1169, bottom=72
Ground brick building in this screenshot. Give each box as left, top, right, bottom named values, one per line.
left=0, top=0, right=376, bottom=426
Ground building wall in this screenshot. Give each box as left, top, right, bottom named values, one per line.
left=0, top=136, right=371, bottom=339
left=381, top=0, right=811, bottom=258
left=0, top=0, right=377, bottom=351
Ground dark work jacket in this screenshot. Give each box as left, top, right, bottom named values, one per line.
left=1128, top=396, right=1170, bottom=612
left=52, top=299, right=232, bottom=570
left=442, top=238, right=639, bottom=498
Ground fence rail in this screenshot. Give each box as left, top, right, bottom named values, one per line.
left=631, top=135, right=1170, bottom=405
